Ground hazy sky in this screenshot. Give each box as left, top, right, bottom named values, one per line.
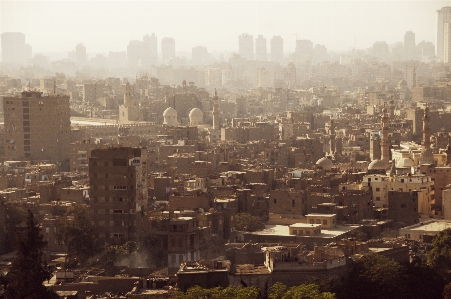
left=1, top=0, right=449, bottom=54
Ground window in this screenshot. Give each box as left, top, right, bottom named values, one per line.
left=316, top=219, right=321, bottom=224
left=292, top=230, right=297, bottom=235
left=113, top=186, right=127, bottom=190
left=299, top=230, right=303, bottom=235
left=376, top=197, right=381, bottom=201
left=310, top=219, right=314, bottom=224
left=323, top=219, right=327, bottom=225
left=376, top=187, right=380, bottom=191
left=273, top=198, right=277, bottom=204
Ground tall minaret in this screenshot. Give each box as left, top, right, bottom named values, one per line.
left=124, top=82, right=133, bottom=107
left=422, top=106, right=431, bottom=149
left=421, top=105, right=434, bottom=164
left=380, top=105, right=391, bottom=162
left=446, top=135, right=451, bottom=166
left=389, top=96, right=395, bottom=119
left=329, top=118, right=336, bottom=155
left=213, top=89, right=220, bottom=130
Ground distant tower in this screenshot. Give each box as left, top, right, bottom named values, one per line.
left=238, top=33, right=254, bottom=60
left=255, top=35, right=267, bottom=61
left=389, top=96, right=395, bottom=118
left=403, top=30, right=416, bottom=60
left=380, top=105, right=391, bottom=163
left=161, top=37, right=176, bottom=62
left=412, top=64, right=417, bottom=88
left=124, top=82, right=133, bottom=107
left=270, top=36, right=284, bottom=63
left=212, top=89, right=220, bottom=130
left=75, top=43, right=87, bottom=64
left=329, top=118, right=336, bottom=155
left=437, top=7, right=451, bottom=61
left=421, top=106, right=434, bottom=164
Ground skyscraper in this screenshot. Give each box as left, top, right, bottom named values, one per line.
left=0, top=32, right=32, bottom=65
left=238, top=33, right=253, bottom=60
left=445, top=22, right=451, bottom=63
left=404, top=31, right=416, bottom=61
left=295, top=39, right=313, bottom=62
left=143, top=33, right=158, bottom=65
left=255, top=35, right=267, bottom=61
left=270, top=36, right=284, bottom=63
left=3, top=91, right=71, bottom=169
left=161, top=37, right=176, bottom=63
left=437, top=7, right=451, bottom=61
left=192, top=46, right=209, bottom=65
left=75, top=43, right=87, bottom=65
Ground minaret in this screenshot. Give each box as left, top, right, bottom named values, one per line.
left=380, top=105, right=390, bottom=163
left=422, top=106, right=431, bottom=150
left=446, top=135, right=451, bottom=166
left=421, top=105, right=434, bottom=164
left=213, top=89, right=220, bottom=130
left=124, top=82, right=133, bottom=107
left=329, top=118, right=336, bottom=155
left=389, top=96, right=395, bottom=119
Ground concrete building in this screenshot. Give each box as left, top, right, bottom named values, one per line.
left=255, top=35, right=267, bottom=61
left=437, top=7, right=451, bottom=61
left=3, top=91, right=71, bottom=170
left=238, top=33, right=254, bottom=60
left=387, top=190, right=419, bottom=226
left=75, top=43, right=87, bottom=65
left=119, top=82, right=140, bottom=122
left=192, top=46, right=209, bottom=65
left=270, top=36, right=284, bottom=63
left=161, top=37, right=176, bottom=63
left=89, top=147, right=148, bottom=244
left=0, top=32, right=32, bottom=65
left=400, top=220, right=451, bottom=241
left=403, top=31, right=416, bottom=61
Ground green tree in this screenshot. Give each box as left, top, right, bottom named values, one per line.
left=235, top=213, right=265, bottom=232
left=282, top=284, right=335, bottom=299
left=427, top=228, right=451, bottom=279
left=57, top=206, right=96, bottom=267
left=4, top=205, right=28, bottom=252
left=341, top=254, right=405, bottom=299
left=0, top=211, right=58, bottom=299
left=268, top=282, right=287, bottom=299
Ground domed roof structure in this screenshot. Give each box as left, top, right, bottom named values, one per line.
left=316, top=157, right=333, bottom=171
left=189, top=108, right=203, bottom=126
left=398, top=79, right=407, bottom=88
left=163, top=107, right=178, bottom=127
left=396, top=158, right=414, bottom=168
left=368, top=159, right=387, bottom=170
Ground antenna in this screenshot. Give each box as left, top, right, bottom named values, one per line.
left=53, top=80, right=56, bottom=95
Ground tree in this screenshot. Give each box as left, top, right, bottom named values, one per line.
left=57, top=206, right=96, bottom=267
left=268, top=282, right=287, bottom=299
left=427, top=228, right=451, bottom=279
left=282, top=284, right=335, bottom=299
left=4, top=205, right=28, bottom=252
left=235, top=213, right=265, bottom=232
left=340, top=254, right=405, bottom=299
left=0, top=210, right=58, bottom=299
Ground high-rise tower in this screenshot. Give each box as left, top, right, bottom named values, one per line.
left=270, top=36, right=284, bottom=63
left=329, top=118, right=336, bottom=155
left=161, top=37, right=176, bottom=63
left=238, top=33, right=254, bottom=60
left=421, top=106, right=434, bottom=164
left=403, top=31, right=416, bottom=61
left=255, top=35, right=267, bottom=61
left=437, top=7, right=451, bottom=61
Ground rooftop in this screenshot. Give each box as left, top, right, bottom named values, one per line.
left=246, top=224, right=360, bottom=238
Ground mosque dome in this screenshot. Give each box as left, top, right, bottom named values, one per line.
left=396, top=158, right=414, bottom=168
left=189, top=108, right=203, bottom=126
left=316, top=157, right=333, bottom=171
left=368, top=159, right=387, bottom=170
left=163, top=107, right=178, bottom=127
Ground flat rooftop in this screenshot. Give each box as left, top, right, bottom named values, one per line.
left=247, top=224, right=360, bottom=238
left=402, top=220, right=451, bottom=232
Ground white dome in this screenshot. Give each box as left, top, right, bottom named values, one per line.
left=189, top=108, right=203, bottom=126
left=396, top=158, right=414, bottom=168
left=163, top=107, right=178, bottom=127
left=316, top=157, right=333, bottom=171
left=163, top=107, right=177, bottom=117
left=368, top=159, right=387, bottom=170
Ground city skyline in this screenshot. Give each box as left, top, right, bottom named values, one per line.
left=1, top=0, right=449, bottom=55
